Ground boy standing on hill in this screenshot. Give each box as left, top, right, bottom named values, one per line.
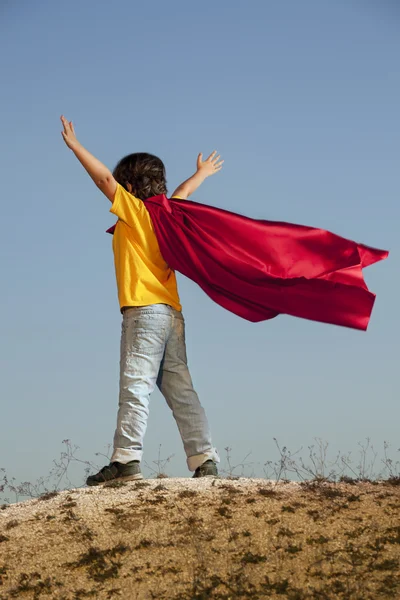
left=60, top=115, right=222, bottom=484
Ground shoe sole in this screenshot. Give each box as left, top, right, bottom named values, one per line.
left=86, top=473, right=144, bottom=486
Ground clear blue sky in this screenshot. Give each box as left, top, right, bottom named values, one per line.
left=1, top=0, right=398, bottom=496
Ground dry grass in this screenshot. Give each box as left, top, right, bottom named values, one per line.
left=0, top=477, right=399, bottom=599
left=1, top=438, right=399, bottom=598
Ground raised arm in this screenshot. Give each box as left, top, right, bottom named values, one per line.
left=60, top=115, right=117, bottom=202
left=172, top=151, right=224, bottom=198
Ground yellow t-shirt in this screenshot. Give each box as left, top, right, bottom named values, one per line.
left=110, top=183, right=182, bottom=312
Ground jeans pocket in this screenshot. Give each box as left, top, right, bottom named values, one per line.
left=122, top=315, right=167, bottom=357
left=130, top=327, right=166, bottom=355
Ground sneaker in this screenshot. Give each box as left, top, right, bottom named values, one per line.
left=192, top=459, right=219, bottom=478
left=86, top=460, right=143, bottom=486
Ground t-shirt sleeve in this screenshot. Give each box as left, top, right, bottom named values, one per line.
left=109, top=183, right=145, bottom=227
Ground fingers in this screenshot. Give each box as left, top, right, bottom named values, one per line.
left=198, top=149, right=224, bottom=175
left=210, top=152, right=223, bottom=164
left=60, top=115, right=74, bottom=135
left=206, top=150, right=217, bottom=162
left=61, top=115, right=68, bottom=134
left=209, top=151, right=224, bottom=169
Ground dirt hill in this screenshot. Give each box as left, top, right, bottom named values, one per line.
left=0, top=477, right=399, bottom=599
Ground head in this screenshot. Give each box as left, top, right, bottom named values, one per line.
left=112, top=152, right=167, bottom=200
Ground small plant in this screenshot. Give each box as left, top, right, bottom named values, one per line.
left=306, top=535, right=330, bottom=545
left=277, top=527, right=295, bottom=538
left=0, top=439, right=110, bottom=503
left=178, top=489, right=197, bottom=498
left=346, top=494, right=361, bottom=502
left=262, top=576, right=290, bottom=594
left=263, top=438, right=304, bottom=482
left=134, top=481, right=150, bottom=489
left=143, top=444, right=174, bottom=479
left=38, top=491, right=59, bottom=501
left=339, top=475, right=358, bottom=484
left=285, top=544, right=303, bottom=554
left=153, top=483, right=167, bottom=492
left=8, top=571, right=56, bottom=598
left=61, top=501, right=77, bottom=509
left=374, top=559, right=399, bottom=571
left=220, top=446, right=254, bottom=478
left=385, top=476, right=400, bottom=486
left=65, top=543, right=130, bottom=583
left=241, top=551, right=267, bottom=564
left=104, top=507, right=124, bottom=516
left=258, top=487, right=279, bottom=497
left=216, top=506, right=232, bottom=518
left=135, top=539, right=152, bottom=549
left=319, top=487, right=345, bottom=499
left=147, top=495, right=166, bottom=505
left=221, top=496, right=231, bottom=505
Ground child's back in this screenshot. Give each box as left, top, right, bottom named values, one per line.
left=110, top=182, right=182, bottom=313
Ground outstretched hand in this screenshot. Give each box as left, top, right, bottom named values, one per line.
left=60, top=115, right=79, bottom=150
left=197, top=150, right=224, bottom=177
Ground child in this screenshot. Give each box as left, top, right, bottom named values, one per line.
left=60, top=115, right=222, bottom=484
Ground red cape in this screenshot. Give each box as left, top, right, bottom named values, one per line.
left=107, top=195, right=388, bottom=331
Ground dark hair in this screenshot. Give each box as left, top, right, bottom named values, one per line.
left=112, top=152, right=168, bottom=200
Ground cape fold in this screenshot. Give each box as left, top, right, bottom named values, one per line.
left=106, top=195, right=388, bottom=331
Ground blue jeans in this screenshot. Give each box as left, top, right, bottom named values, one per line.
left=110, top=304, right=220, bottom=472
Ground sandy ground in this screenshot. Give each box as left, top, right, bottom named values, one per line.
left=0, top=477, right=399, bottom=599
